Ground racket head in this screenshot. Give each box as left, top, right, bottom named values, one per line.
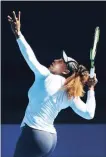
left=95, top=26, right=100, bottom=43
left=90, top=26, right=100, bottom=67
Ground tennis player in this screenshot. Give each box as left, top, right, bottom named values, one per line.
left=7, top=11, right=98, bottom=157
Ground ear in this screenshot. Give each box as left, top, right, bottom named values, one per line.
left=62, top=69, right=70, bottom=75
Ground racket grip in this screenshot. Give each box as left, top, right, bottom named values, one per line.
left=90, top=68, right=95, bottom=78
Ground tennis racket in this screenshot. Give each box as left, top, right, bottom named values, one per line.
left=90, top=26, right=100, bottom=78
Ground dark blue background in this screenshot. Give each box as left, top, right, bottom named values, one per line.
left=1, top=1, right=106, bottom=124
left=2, top=124, right=106, bottom=157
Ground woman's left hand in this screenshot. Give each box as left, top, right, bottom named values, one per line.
left=7, top=11, right=21, bottom=38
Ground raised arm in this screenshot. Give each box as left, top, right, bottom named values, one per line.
left=7, top=11, right=50, bottom=79
left=70, top=77, right=97, bottom=120
left=70, top=89, right=96, bottom=119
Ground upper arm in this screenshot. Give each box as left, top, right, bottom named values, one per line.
left=16, top=32, right=50, bottom=79
left=69, top=97, right=92, bottom=120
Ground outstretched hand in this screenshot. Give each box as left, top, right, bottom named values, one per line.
left=7, top=11, right=21, bottom=38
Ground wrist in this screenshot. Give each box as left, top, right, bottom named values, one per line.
left=14, top=30, right=21, bottom=39
left=88, top=86, right=94, bottom=90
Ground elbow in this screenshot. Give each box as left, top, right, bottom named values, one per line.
left=86, top=103, right=96, bottom=120
left=87, top=112, right=95, bottom=120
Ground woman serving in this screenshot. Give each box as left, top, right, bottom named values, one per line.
left=8, top=11, right=97, bottom=157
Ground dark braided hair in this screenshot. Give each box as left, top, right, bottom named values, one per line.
left=62, top=64, right=89, bottom=98
left=75, top=65, right=88, bottom=77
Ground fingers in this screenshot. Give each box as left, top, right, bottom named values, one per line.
left=95, top=78, right=98, bottom=84
left=87, top=76, right=98, bottom=87
left=18, top=11, right=21, bottom=21
left=7, top=11, right=21, bottom=22
left=12, top=11, right=17, bottom=21
left=7, top=15, right=13, bottom=23
left=7, top=15, right=12, bottom=20
left=7, top=18, right=12, bottom=22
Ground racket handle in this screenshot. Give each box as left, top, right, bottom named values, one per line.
left=90, top=68, right=95, bottom=78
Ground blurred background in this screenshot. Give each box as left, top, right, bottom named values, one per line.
left=1, top=1, right=106, bottom=157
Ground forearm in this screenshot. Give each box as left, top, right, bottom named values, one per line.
left=86, top=88, right=96, bottom=119
left=16, top=31, right=36, bottom=59
left=14, top=31, right=20, bottom=39
left=7, top=11, right=49, bottom=77
left=70, top=88, right=96, bottom=120
left=16, top=32, right=50, bottom=77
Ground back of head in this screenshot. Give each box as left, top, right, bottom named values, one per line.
left=61, top=51, right=89, bottom=98
left=62, top=65, right=89, bottom=99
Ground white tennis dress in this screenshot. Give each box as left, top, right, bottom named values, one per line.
left=16, top=32, right=96, bottom=134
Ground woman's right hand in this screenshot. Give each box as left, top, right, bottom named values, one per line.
left=7, top=11, right=21, bottom=38
left=87, top=74, right=98, bottom=90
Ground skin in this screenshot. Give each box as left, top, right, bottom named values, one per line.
left=7, top=11, right=97, bottom=90
left=81, top=73, right=89, bottom=84
left=48, top=58, right=70, bottom=75
left=7, top=11, right=70, bottom=75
